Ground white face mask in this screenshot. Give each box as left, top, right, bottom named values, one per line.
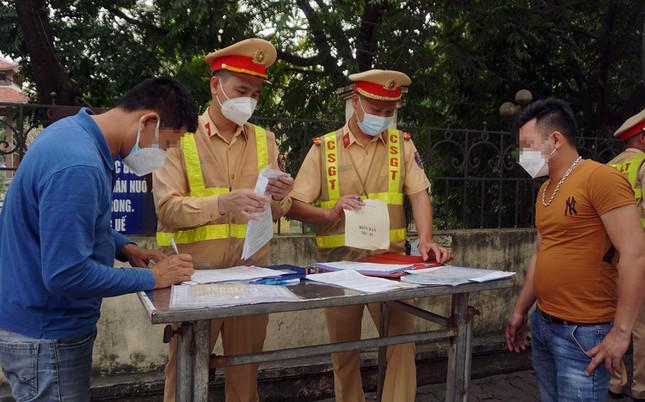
left=216, top=80, right=257, bottom=126
left=357, top=97, right=393, bottom=136
left=518, top=147, right=556, bottom=178
left=122, top=118, right=167, bottom=176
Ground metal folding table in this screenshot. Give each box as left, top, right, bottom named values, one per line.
left=138, top=278, right=513, bottom=402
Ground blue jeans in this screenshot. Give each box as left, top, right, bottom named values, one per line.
left=0, top=327, right=96, bottom=402
left=530, top=308, right=612, bottom=402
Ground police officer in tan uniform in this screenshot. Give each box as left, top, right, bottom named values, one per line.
left=153, top=38, right=294, bottom=402
left=288, top=69, right=451, bottom=402
left=608, top=109, right=645, bottom=401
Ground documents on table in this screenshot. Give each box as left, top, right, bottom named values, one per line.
left=306, top=270, right=417, bottom=293
left=401, top=265, right=516, bottom=286
left=314, top=261, right=414, bottom=276
left=189, top=266, right=284, bottom=284
left=242, top=167, right=291, bottom=260
left=344, top=199, right=390, bottom=250
left=170, top=283, right=301, bottom=309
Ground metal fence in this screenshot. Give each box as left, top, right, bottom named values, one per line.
left=0, top=102, right=97, bottom=171
left=250, top=117, right=623, bottom=230
left=0, top=102, right=623, bottom=230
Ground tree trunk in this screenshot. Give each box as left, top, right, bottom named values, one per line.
left=642, top=16, right=644, bottom=84
left=297, top=0, right=345, bottom=81
left=596, top=0, right=618, bottom=129
left=14, top=0, right=79, bottom=105
left=356, top=2, right=390, bottom=71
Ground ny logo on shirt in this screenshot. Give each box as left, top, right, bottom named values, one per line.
left=565, top=196, right=577, bottom=216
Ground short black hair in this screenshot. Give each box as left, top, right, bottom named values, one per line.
left=212, top=70, right=231, bottom=80
left=116, top=77, right=198, bottom=132
left=627, top=131, right=644, bottom=146
left=515, top=97, right=578, bottom=143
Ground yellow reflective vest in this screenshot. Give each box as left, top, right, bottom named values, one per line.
left=156, top=125, right=268, bottom=246
left=608, top=152, right=645, bottom=227
left=315, top=128, right=407, bottom=249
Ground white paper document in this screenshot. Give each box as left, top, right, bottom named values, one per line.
left=170, top=283, right=301, bottom=309
left=306, top=270, right=417, bottom=293
left=344, top=199, right=390, bottom=250
left=401, top=265, right=515, bottom=286
left=190, top=266, right=284, bottom=284
left=314, top=261, right=414, bottom=275
left=242, top=167, right=290, bottom=260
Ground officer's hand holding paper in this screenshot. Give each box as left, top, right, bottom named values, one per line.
left=344, top=198, right=390, bottom=250
left=242, top=166, right=291, bottom=260
left=266, top=174, right=294, bottom=201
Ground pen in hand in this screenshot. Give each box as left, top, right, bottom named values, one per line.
left=171, top=237, right=180, bottom=255
left=171, top=237, right=196, bottom=285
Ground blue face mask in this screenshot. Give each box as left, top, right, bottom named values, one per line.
left=357, top=97, right=393, bottom=136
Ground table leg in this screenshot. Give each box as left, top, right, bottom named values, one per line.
left=193, top=320, right=211, bottom=402
left=445, top=293, right=469, bottom=402
left=177, top=322, right=194, bottom=402
left=463, top=307, right=476, bottom=399
left=377, top=302, right=390, bottom=402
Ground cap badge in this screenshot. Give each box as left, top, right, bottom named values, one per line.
left=252, top=49, right=265, bottom=64
left=385, top=79, right=396, bottom=90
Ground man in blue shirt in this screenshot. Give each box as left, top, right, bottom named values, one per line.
left=0, top=77, right=196, bottom=401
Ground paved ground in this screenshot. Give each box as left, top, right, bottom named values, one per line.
left=315, top=370, right=634, bottom=402
left=2, top=366, right=637, bottom=402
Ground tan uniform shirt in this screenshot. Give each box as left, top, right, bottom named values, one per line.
left=291, top=123, right=430, bottom=261
left=153, top=107, right=291, bottom=268
left=608, top=147, right=645, bottom=219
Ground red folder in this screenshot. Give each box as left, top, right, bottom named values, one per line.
left=355, top=253, right=443, bottom=278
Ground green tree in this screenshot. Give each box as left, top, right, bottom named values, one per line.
left=1, top=1, right=642, bottom=130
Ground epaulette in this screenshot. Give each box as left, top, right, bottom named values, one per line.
left=403, top=132, right=412, bottom=141
left=312, top=137, right=322, bottom=145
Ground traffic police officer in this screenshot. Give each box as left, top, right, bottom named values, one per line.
left=153, top=38, right=294, bottom=402
left=288, top=69, right=451, bottom=402
left=608, top=109, right=645, bottom=401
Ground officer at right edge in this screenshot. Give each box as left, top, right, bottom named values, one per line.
left=607, top=109, right=645, bottom=402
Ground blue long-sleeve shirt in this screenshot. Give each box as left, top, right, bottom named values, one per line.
left=0, top=108, right=155, bottom=339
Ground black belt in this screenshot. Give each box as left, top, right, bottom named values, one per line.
left=538, top=309, right=611, bottom=326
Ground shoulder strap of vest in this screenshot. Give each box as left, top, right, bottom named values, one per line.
left=386, top=128, right=403, bottom=193
left=609, top=153, right=645, bottom=184
left=322, top=130, right=341, bottom=201
left=250, top=124, right=269, bottom=173
left=627, top=153, right=645, bottom=198
left=609, top=153, right=645, bottom=201
left=181, top=133, right=208, bottom=196
left=631, top=153, right=645, bottom=172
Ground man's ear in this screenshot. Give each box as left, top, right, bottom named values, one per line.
left=141, top=112, right=160, bottom=128
left=550, top=131, right=565, bottom=150
left=210, top=76, right=220, bottom=98
left=351, top=95, right=361, bottom=114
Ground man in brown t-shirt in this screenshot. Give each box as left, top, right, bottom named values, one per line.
left=505, top=98, right=645, bottom=402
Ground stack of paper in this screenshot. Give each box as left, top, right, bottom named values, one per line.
left=190, top=266, right=284, bottom=284
left=314, top=261, right=414, bottom=276
left=170, top=283, right=301, bottom=309
left=306, top=270, right=417, bottom=293
left=401, top=265, right=515, bottom=286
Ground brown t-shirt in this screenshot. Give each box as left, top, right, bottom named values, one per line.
left=533, top=159, right=634, bottom=323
